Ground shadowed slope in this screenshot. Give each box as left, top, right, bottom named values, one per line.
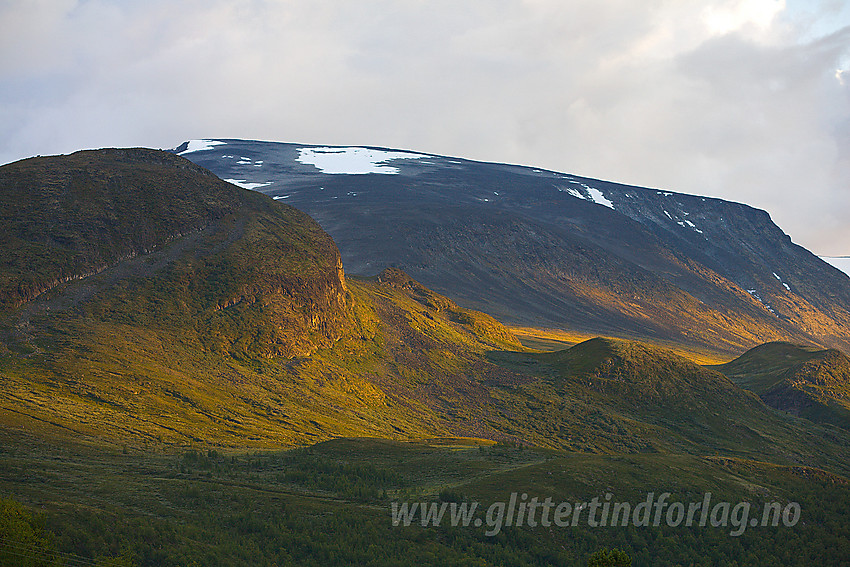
left=715, top=342, right=850, bottom=428
left=179, top=139, right=850, bottom=355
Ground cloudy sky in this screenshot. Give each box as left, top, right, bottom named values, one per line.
left=2, top=1, right=849, bottom=254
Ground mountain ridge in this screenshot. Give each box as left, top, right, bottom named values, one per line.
left=3, top=145, right=850, bottom=567
left=0, top=149, right=531, bottom=446
left=0, top=148, right=350, bottom=361
left=716, top=341, right=850, bottom=429
left=175, top=139, right=850, bottom=355
left=2, top=148, right=848, bottom=472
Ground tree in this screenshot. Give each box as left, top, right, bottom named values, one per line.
left=588, top=547, right=632, bottom=567
left=0, top=498, right=58, bottom=566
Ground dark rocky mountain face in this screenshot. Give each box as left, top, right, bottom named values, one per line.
left=175, top=139, right=850, bottom=354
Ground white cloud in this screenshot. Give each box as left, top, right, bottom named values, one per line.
left=702, top=0, right=786, bottom=37
left=1, top=0, right=849, bottom=253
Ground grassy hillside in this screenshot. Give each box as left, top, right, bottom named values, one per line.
left=0, top=263, right=522, bottom=447
left=715, top=342, right=850, bottom=428
left=484, top=338, right=850, bottom=474
left=0, top=149, right=349, bottom=360
left=0, top=151, right=527, bottom=447
left=0, top=149, right=241, bottom=310
left=508, top=325, right=729, bottom=364
left=1, top=149, right=849, bottom=468
left=3, top=148, right=850, bottom=565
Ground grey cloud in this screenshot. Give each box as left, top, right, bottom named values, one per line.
left=0, top=0, right=848, bottom=253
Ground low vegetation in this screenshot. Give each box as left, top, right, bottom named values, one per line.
left=1, top=436, right=848, bottom=566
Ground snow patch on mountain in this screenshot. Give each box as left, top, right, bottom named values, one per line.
left=747, top=289, right=777, bottom=315
left=296, top=147, right=431, bottom=175
left=586, top=187, right=614, bottom=209
left=564, top=187, right=584, bottom=199
left=178, top=140, right=226, bottom=155
left=772, top=272, right=791, bottom=291
left=563, top=180, right=614, bottom=209
left=224, top=178, right=273, bottom=190
left=681, top=219, right=704, bottom=234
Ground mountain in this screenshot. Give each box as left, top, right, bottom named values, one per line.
left=0, top=149, right=530, bottom=446
left=2, top=148, right=847, bottom=471
left=3, top=147, right=850, bottom=566
left=174, top=139, right=850, bottom=356
left=0, top=148, right=348, bottom=359
left=715, top=342, right=850, bottom=428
